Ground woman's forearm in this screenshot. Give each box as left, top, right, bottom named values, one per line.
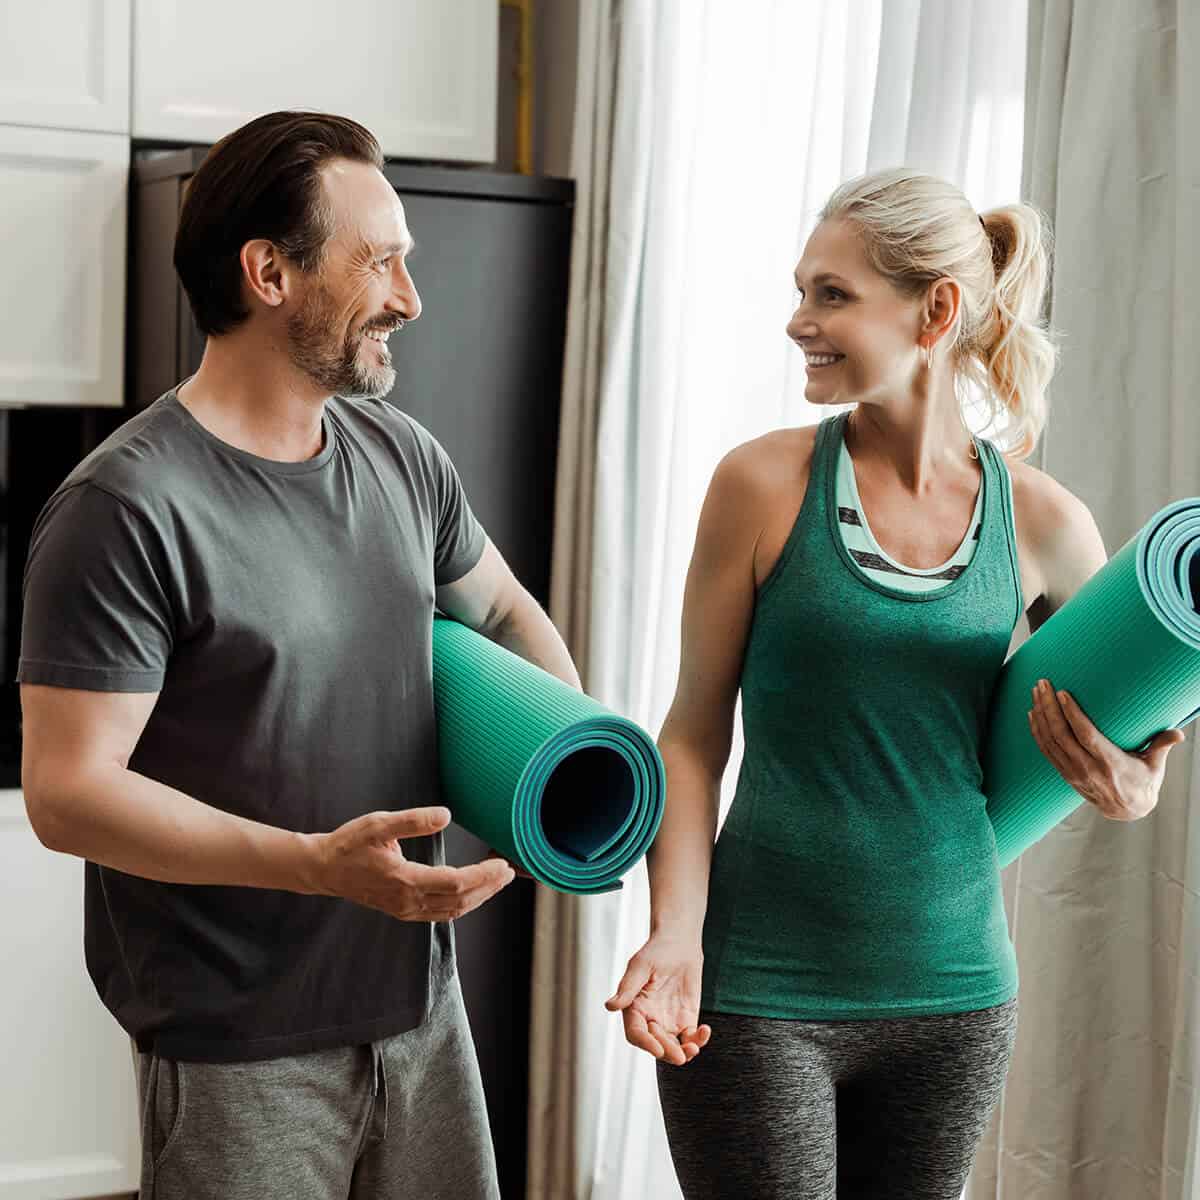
left=646, top=741, right=722, bottom=943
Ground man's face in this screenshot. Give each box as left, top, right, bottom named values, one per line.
left=286, top=159, right=421, bottom=400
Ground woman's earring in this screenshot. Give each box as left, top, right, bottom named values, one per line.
left=922, top=343, right=932, bottom=371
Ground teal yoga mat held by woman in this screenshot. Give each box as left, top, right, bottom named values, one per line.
left=985, top=498, right=1200, bottom=866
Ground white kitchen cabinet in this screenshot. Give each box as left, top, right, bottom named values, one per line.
left=0, top=125, right=127, bottom=408
left=0, top=791, right=141, bottom=1199
left=0, top=0, right=131, bottom=134
left=132, top=0, right=498, bottom=161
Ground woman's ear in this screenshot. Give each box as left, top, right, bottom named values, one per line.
left=923, top=276, right=962, bottom=346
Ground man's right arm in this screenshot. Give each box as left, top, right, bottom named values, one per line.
left=21, top=684, right=513, bottom=922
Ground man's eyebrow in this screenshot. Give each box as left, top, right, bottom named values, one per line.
left=370, top=239, right=416, bottom=257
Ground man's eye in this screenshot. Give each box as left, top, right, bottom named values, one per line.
left=375, top=257, right=392, bottom=270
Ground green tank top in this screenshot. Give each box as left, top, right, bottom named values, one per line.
left=701, top=411, right=1022, bottom=1020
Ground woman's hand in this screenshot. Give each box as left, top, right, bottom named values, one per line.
left=606, top=934, right=711, bottom=1066
left=1028, top=678, right=1186, bottom=821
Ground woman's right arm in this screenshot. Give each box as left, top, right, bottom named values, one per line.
left=606, top=441, right=774, bottom=1064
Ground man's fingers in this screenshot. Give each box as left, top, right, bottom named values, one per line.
left=448, top=873, right=516, bottom=919
left=403, top=857, right=515, bottom=896
left=357, top=807, right=452, bottom=844
left=607, top=958, right=652, bottom=1011
left=486, top=849, right=534, bottom=880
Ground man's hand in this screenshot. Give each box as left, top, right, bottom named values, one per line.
left=311, top=806, right=515, bottom=921
left=486, top=848, right=534, bottom=880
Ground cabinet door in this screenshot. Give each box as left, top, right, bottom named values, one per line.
left=0, top=0, right=131, bottom=133
left=0, top=126, right=127, bottom=408
left=0, top=792, right=141, bottom=1199
left=133, top=0, right=497, bottom=162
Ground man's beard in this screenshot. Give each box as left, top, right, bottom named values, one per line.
left=286, top=281, right=396, bottom=400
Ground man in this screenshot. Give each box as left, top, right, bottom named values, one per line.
left=19, top=111, right=579, bottom=1199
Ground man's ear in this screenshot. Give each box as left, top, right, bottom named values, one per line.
left=240, top=239, right=291, bottom=310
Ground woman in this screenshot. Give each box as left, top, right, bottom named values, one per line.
left=606, top=168, right=1184, bottom=1200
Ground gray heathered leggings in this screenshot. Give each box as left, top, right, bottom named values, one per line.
left=657, top=997, right=1017, bottom=1200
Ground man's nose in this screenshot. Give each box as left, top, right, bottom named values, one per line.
left=390, top=263, right=422, bottom=322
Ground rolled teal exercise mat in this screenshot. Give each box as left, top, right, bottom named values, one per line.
left=984, top=499, right=1200, bottom=868
left=430, top=616, right=666, bottom=894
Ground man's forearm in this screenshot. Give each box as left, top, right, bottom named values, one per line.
left=26, top=763, right=319, bottom=891
left=487, top=589, right=582, bottom=690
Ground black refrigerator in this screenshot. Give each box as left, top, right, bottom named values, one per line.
left=16, top=148, right=573, bottom=1199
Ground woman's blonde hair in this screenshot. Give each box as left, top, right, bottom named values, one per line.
left=819, top=167, right=1057, bottom=457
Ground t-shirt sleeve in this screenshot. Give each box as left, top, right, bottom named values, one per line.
left=18, top=483, right=174, bottom=692
left=423, top=431, right=487, bottom=587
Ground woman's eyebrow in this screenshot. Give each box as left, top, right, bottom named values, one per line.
left=794, top=270, right=850, bottom=287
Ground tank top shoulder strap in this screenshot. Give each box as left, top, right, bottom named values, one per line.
left=975, top=436, right=1025, bottom=621
left=807, top=411, right=847, bottom=515
left=755, top=413, right=844, bottom=597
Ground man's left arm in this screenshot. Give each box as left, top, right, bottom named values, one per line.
left=436, top=539, right=582, bottom=691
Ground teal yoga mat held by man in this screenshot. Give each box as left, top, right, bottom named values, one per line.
left=431, top=616, right=665, bottom=894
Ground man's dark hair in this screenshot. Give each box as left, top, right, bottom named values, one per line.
left=174, top=111, right=385, bottom=337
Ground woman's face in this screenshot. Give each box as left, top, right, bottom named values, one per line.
left=787, top=218, right=926, bottom=407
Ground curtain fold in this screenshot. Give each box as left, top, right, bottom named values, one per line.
left=966, top=4, right=1200, bottom=1198
left=531, top=4, right=1028, bottom=1196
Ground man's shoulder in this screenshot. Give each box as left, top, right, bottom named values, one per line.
left=59, top=395, right=190, bottom=510
left=329, top=396, right=451, bottom=468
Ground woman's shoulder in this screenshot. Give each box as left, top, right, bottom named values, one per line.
left=713, top=423, right=822, bottom=504
left=1006, top=456, right=1107, bottom=609
left=1006, top=456, right=1097, bottom=550
left=707, top=424, right=824, bottom=587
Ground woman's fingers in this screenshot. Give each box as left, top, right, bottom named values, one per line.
left=1033, top=682, right=1095, bottom=774
left=1055, top=690, right=1111, bottom=760
left=621, top=1006, right=664, bottom=1058
left=646, top=1019, right=688, bottom=1066
left=1142, top=727, right=1187, bottom=772
left=1028, top=705, right=1075, bottom=783
left=607, top=956, right=653, bottom=1012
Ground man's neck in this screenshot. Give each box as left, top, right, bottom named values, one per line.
left=175, top=335, right=328, bottom=463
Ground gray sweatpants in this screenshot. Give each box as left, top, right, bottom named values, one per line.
left=657, top=997, right=1018, bottom=1200
left=134, top=974, right=499, bottom=1200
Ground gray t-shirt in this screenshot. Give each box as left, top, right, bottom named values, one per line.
left=19, top=390, right=486, bottom=1062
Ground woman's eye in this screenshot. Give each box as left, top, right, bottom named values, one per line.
left=825, top=288, right=845, bottom=301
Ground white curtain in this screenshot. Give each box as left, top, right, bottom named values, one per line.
left=966, top=3, right=1200, bottom=1197
left=529, top=3, right=1028, bottom=1197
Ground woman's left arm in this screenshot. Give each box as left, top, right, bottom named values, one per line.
left=1025, top=482, right=1186, bottom=822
